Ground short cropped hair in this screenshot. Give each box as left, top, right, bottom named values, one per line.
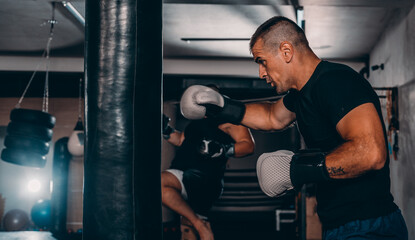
left=250, top=16, right=309, bottom=53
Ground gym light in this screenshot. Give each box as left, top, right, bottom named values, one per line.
left=28, top=179, right=41, bottom=192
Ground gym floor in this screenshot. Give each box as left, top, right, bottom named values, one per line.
left=0, top=232, right=83, bottom=240
left=162, top=219, right=297, bottom=240
left=0, top=232, right=56, bottom=240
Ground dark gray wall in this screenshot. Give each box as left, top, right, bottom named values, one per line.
left=369, top=4, right=415, bottom=238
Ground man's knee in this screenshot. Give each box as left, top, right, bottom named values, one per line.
left=161, top=171, right=182, bottom=191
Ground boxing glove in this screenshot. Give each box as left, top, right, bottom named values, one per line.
left=256, top=150, right=330, bottom=197
left=180, top=85, right=246, bottom=124
left=198, top=139, right=235, bottom=158
left=163, top=114, right=175, bottom=140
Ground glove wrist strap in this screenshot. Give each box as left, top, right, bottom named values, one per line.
left=163, top=126, right=174, bottom=140
left=219, top=97, right=246, bottom=124
left=290, top=151, right=330, bottom=189
left=224, top=143, right=235, bottom=157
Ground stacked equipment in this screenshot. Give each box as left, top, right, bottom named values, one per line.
left=1, top=108, right=56, bottom=168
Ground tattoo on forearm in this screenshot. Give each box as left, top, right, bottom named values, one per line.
left=327, top=166, right=346, bottom=176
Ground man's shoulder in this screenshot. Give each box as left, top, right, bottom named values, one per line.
left=321, top=60, right=354, bottom=71
left=314, top=61, right=362, bottom=89
left=319, top=61, right=357, bottom=79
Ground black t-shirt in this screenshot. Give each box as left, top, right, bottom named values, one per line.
left=283, top=61, right=397, bottom=228
left=169, top=118, right=234, bottom=180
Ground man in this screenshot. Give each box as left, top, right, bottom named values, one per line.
left=161, top=87, right=254, bottom=240
left=179, top=17, right=408, bottom=239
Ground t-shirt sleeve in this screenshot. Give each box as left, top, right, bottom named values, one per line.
left=282, top=90, right=298, bottom=112
left=314, top=70, right=376, bottom=125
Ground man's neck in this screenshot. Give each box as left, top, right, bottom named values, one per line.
left=295, top=54, right=321, bottom=91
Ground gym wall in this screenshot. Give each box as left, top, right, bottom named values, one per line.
left=368, top=4, right=415, bottom=239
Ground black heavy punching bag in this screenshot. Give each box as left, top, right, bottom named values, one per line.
left=1, top=108, right=56, bottom=168
left=50, top=137, right=71, bottom=237
left=84, top=0, right=139, bottom=239
left=84, top=0, right=162, bottom=239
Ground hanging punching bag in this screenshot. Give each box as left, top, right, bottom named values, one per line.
left=50, top=137, right=71, bottom=237
left=68, top=119, right=84, bottom=157
left=83, top=0, right=136, bottom=239
left=83, top=0, right=162, bottom=239
left=2, top=5, right=57, bottom=168
left=1, top=108, right=56, bottom=168
left=68, top=77, right=85, bottom=157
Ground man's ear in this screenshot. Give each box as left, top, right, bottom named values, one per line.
left=280, top=41, right=293, bottom=63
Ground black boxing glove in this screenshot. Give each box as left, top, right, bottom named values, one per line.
left=290, top=150, right=330, bottom=190
left=198, top=139, right=235, bottom=158
left=163, top=114, right=175, bottom=140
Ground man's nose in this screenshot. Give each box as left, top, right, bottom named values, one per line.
left=259, top=65, right=267, bottom=79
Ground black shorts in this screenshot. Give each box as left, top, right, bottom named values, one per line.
left=182, top=169, right=223, bottom=216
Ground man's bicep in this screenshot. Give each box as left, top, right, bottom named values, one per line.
left=335, top=102, right=384, bottom=142
left=325, top=103, right=387, bottom=178
left=335, top=102, right=387, bottom=169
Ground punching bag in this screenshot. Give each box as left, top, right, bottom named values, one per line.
left=84, top=0, right=137, bottom=239
left=68, top=120, right=84, bottom=157
left=83, top=0, right=162, bottom=239
left=50, top=137, right=71, bottom=237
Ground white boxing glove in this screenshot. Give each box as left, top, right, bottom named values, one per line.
left=257, top=149, right=330, bottom=198
left=257, top=150, right=295, bottom=197
left=180, top=85, right=245, bottom=124
left=180, top=85, right=224, bottom=120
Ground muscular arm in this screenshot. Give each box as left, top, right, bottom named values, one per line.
left=219, top=123, right=255, bottom=157
left=325, top=102, right=387, bottom=179
left=242, top=98, right=296, bottom=131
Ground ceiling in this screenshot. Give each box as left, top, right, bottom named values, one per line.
left=0, top=0, right=413, bottom=61
left=0, top=0, right=413, bottom=100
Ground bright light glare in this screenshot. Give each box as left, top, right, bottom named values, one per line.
left=297, top=8, right=304, bottom=29
left=28, top=179, right=41, bottom=192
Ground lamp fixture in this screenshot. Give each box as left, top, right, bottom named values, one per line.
left=181, top=38, right=250, bottom=43
left=61, top=1, right=85, bottom=26
left=296, top=7, right=305, bottom=30
left=371, top=64, right=384, bottom=71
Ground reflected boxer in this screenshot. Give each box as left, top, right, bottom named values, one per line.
left=161, top=86, right=254, bottom=240
left=179, top=17, right=408, bottom=240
